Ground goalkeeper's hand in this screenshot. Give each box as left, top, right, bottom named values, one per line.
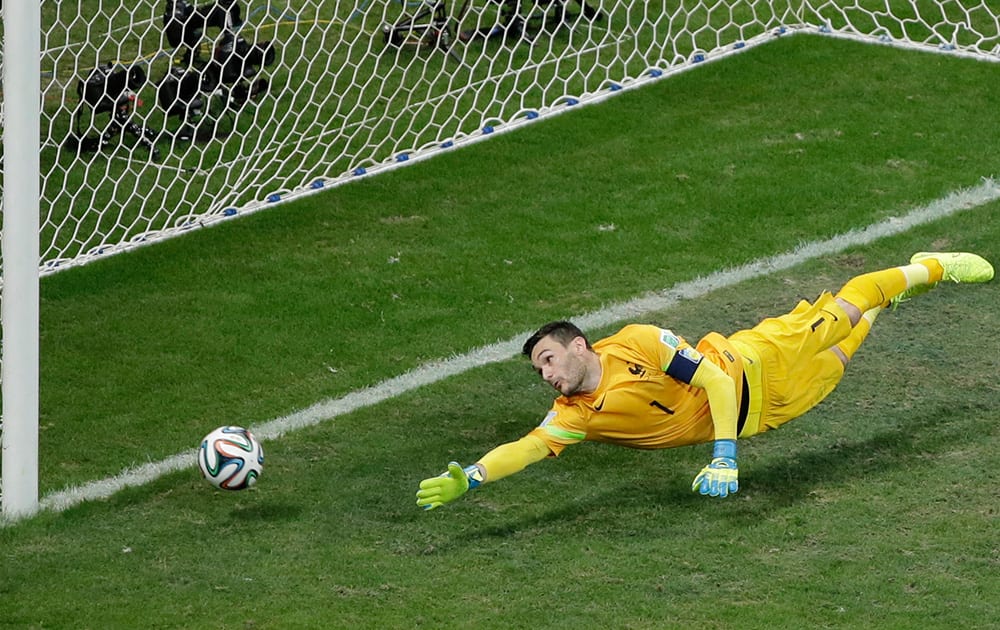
left=691, top=439, right=739, bottom=498
left=416, top=462, right=478, bottom=510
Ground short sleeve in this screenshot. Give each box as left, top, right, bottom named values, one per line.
left=528, top=407, right=587, bottom=456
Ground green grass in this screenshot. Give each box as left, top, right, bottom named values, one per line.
left=2, top=34, right=1000, bottom=628
left=30, top=34, right=1000, bottom=487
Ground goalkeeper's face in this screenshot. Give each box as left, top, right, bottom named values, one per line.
left=529, top=334, right=594, bottom=397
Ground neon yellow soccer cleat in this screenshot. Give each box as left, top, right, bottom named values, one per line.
left=891, top=252, right=995, bottom=308
left=911, top=252, right=995, bottom=284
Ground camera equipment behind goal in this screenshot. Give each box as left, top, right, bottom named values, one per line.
left=381, top=1, right=464, bottom=56
left=64, top=63, right=160, bottom=159
left=459, top=0, right=602, bottom=42
left=159, top=0, right=277, bottom=141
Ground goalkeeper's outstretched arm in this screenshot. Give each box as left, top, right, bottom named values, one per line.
left=416, top=435, right=551, bottom=510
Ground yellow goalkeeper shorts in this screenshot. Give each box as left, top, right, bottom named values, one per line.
left=729, top=292, right=851, bottom=437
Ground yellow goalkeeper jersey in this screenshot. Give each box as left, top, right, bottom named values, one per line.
left=528, top=324, right=742, bottom=455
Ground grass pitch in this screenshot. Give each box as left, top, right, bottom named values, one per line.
left=2, top=35, right=999, bottom=628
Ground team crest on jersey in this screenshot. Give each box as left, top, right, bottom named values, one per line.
left=659, top=329, right=681, bottom=348
left=628, top=362, right=647, bottom=377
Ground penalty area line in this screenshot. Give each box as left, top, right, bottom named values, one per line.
left=24, top=177, right=1000, bottom=522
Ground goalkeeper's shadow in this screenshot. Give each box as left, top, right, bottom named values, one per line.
left=715, top=406, right=969, bottom=525
left=447, top=405, right=970, bottom=541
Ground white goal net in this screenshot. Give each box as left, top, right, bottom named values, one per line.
left=6, top=0, right=1000, bottom=274
left=2, top=0, right=999, bottom=515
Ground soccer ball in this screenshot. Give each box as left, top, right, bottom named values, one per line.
left=197, top=426, right=264, bottom=490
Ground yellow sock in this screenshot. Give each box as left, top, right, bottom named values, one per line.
left=914, top=259, right=944, bottom=283
left=835, top=262, right=944, bottom=310
left=835, top=306, right=881, bottom=360
left=836, top=268, right=907, bottom=310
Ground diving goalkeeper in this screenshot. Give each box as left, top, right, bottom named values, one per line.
left=416, top=252, right=994, bottom=509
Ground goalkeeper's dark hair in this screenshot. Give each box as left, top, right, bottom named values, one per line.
left=522, top=321, right=591, bottom=357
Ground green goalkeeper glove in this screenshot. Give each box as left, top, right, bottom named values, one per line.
left=416, top=462, right=483, bottom=510
left=691, top=439, right=739, bottom=498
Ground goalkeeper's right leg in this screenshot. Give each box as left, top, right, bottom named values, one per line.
left=830, top=306, right=881, bottom=367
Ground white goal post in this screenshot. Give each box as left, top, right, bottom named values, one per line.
left=3, top=1, right=999, bottom=518
left=2, top=0, right=42, bottom=518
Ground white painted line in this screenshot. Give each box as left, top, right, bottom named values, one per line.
left=19, top=177, right=1000, bottom=523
